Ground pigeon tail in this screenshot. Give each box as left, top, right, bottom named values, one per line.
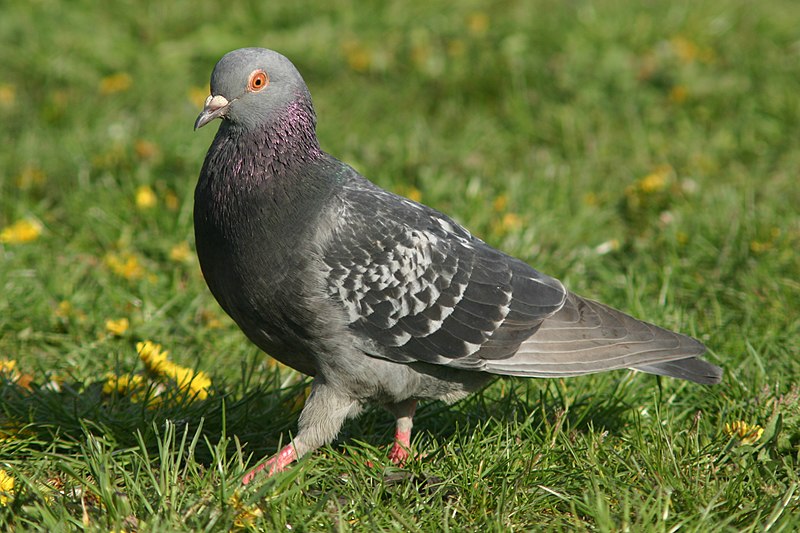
left=483, top=292, right=722, bottom=384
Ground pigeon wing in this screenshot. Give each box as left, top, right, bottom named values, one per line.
left=323, top=180, right=566, bottom=369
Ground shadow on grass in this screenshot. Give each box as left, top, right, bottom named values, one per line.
left=0, top=368, right=637, bottom=468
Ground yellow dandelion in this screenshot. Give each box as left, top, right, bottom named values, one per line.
left=137, top=341, right=211, bottom=400
left=406, top=187, right=422, bottom=203
left=0, top=84, right=15, bottom=106
left=15, top=166, right=46, bottom=189
left=669, top=85, right=688, bottom=104
left=55, top=301, right=72, bottom=319
left=137, top=341, right=169, bottom=372
left=501, top=212, right=522, bottom=232
left=447, top=39, right=466, bottom=58
left=639, top=167, right=670, bottom=193
left=750, top=240, right=772, bottom=254
left=1, top=218, right=43, bottom=244
left=188, top=86, right=209, bottom=108
left=159, top=361, right=211, bottom=400
left=105, top=318, right=130, bottom=336
left=199, top=309, right=224, bottom=329
left=0, top=359, right=20, bottom=382
left=492, top=194, right=508, bottom=212
left=0, top=470, right=14, bottom=505
left=0, top=421, right=26, bottom=442
left=467, top=12, right=489, bottom=36
left=164, top=190, right=180, bottom=211
left=229, top=492, right=264, bottom=527
left=341, top=39, right=372, bottom=73
left=105, top=251, right=146, bottom=280
left=134, top=139, right=159, bottom=160
left=99, top=72, right=133, bottom=95
left=724, top=421, right=764, bottom=445
left=169, top=242, right=192, bottom=263
left=102, top=373, right=146, bottom=397
left=582, top=192, right=599, bottom=207
left=135, top=185, right=157, bottom=210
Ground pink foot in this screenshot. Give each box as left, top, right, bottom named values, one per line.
left=387, top=429, right=412, bottom=465
left=242, top=443, right=297, bottom=484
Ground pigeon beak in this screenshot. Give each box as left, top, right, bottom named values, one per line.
left=194, top=95, right=231, bottom=130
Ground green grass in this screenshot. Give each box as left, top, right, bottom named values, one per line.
left=1, top=0, right=799, bottom=530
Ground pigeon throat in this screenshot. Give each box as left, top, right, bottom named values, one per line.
left=217, top=97, right=322, bottom=180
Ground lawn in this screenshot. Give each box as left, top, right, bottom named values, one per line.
left=1, top=0, right=799, bottom=530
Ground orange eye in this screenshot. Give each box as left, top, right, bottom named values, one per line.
left=247, top=69, right=269, bottom=92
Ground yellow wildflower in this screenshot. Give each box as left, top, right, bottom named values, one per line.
left=134, top=139, right=159, bottom=160
left=99, top=73, right=132, bottom=95
left=467, top=12, right=489, bottom=36
left=229, top=492, right=264, bottom=528
left=0, top=470, right=14, bottom=505
left=0, top=422, right=26, bottom=442
left=500, top=212, right=522, bottom=232
left=137, top=341, right=211, bottom=400
left=102, top=373, right=146, bottom=398
left=135, top=185, right=157, bottom=210
left=0, top=84, right=15, bottom=106
left=724, top=421, right=764, bottom=445
left=105, top=318, right=130, bottom=336
left=169, top=242, right=192, bottom=263
left=341, top=39, right=372, bottom=73
left=639, top=166, right=670, bottom=193
left=164, top=190, right=180, bottom=211
left=0, top=218, right=43, bottom=244
left=0, top=359, right=20, bottom=382
left=199, top=309, right=224, bottom=329
left=492, top=194, right=508, bottom=212
left=105, top=251, right=146, bottom=280
left=406, top=187, right=422, bottom=203
left=582, top=192, right=599, bottom=206
left=15, top=166, right=46, bottom=189
left=137, top=341, right=169, bottom=373
left=669, top=85, right=688, bottom=104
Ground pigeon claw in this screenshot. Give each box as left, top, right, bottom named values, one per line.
left=242, top=443, right=298, bottom=484
left=387, top=429, right=412, bottom=465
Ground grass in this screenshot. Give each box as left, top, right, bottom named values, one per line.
left=1, top=0, right=799, bottom=530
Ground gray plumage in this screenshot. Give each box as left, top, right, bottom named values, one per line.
left=193, top=48, right=722, bottom=481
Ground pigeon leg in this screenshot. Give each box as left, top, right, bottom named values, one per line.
left=386, top=399, right=417, bottom=465
left=242, top=380, right=360, bottom=484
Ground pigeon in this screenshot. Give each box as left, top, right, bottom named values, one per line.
left=193, top=48, right=722, bottom=484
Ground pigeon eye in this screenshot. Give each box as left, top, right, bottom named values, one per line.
left=247, top=70, right=269, bottom=92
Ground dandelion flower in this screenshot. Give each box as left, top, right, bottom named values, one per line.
left=0, top=470, right=14, bottom=505
left=105, top=318, right=130, bottom=336
left=134, top=139, right=159, bottom=160
left=137, top=341, right=211, bottom=400
left=135, top=185, right=157, bottom=210
left=724, top=421, right=764, bottom=445
left=467, top=12, right=489, bottom=36
left=137, top=341, right=169, bottom=373
left=99, top=73, right=132, bottom=95
left=164, top=191, right=180, bottom=211
left=0, top=359, right=20, bottom=382
left=229, top=492, right=264, bottom=527
left=169, top=242, right=192, bottom=263
left=105, top=251, right=146, bottom=280
left=0, top=218, right=42, bottom=244
left=102, top=373, right=146, bottom=398
left=0, top=84, right=15, bottom=106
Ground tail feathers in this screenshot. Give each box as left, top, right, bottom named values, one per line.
left=483, top=292, right=722, bottom=384
left=633, top=357, right=723, bottom=385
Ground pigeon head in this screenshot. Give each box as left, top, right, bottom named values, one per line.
left=194, top=48, right=314, bottom=133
